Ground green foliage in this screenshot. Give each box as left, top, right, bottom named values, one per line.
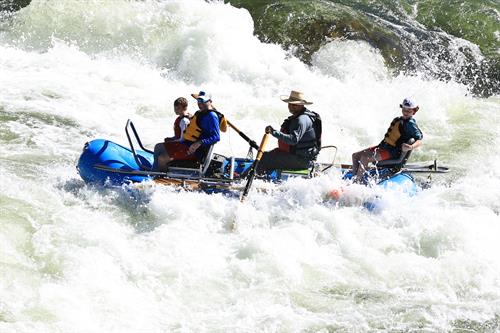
left=416, top=0, right=500, bottom=58
left=226, top=0, right=499, bottom=96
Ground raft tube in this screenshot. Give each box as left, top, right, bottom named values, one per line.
left=77, top=139, right=419, bottom=212
left=77, top=139, right=154, bottom=185
left=341, top=169, right=418, bottom=211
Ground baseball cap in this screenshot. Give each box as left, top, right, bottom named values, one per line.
left=191, top=90, right=212, bottom=103
left=400, top=97, right=418, bottom=109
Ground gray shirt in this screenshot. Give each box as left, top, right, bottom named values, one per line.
left=272, top=109, right=317, bottom=158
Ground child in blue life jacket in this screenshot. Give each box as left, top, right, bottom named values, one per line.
left=351, top=97, right=423, bottom=182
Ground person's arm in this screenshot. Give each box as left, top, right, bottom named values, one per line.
left=402, top=139, right=422, bottom=152
left=272, top=116, right=310, bottom=145
left=164, top=135, right=175, bottom=142
left=401, top=120, right=423, bottom=152
left=187, top=112, right=220, bottom=154
left=165, top=118, right=180, bottom=142
left=199, top=112, right=220, bottom=146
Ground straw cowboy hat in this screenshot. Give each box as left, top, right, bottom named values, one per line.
left=280, top=90, right=313, bottom=105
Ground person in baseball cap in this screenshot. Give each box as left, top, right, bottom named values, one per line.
left=351, top=97, right=423, bottom=182
left=152, top=90, right=227, bottom=171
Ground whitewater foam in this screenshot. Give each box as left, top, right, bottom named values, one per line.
left=1, top=0, right=499, bottom=332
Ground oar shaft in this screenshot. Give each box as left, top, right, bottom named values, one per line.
left=227, top=120, right=259, bottom=150
left=255, top=134, right=269, bottom=160
left=325, top=163, right=449, bottom=173
left=241, top=133, right=270, bottom=202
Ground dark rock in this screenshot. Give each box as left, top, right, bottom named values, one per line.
left=0, top=0, right=31, bottom=12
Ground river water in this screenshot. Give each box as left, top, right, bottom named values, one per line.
left=1, top=1, right=499, bottom=332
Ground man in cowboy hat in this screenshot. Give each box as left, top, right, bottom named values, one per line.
left=257, top=90, right=321, bottom=174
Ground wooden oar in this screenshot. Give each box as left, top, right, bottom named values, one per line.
left=240, top=133, right=270, bottom=202
left=227, top=120, right=259, bottom=150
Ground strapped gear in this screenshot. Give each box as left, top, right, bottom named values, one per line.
left=305, top=110, right=322, bottom=150
left=383, top=116, right=422, bottom=149
left=383, top=117, right=403, bottom=147
left=277, top=109, right=322, bottom=159
left=183, top=109, right=227, bottom=142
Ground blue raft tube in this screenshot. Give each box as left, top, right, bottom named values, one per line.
left=77, top=139, right=154, bottom=185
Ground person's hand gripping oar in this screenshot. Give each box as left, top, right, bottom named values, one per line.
left=240, top=132, right=270, bottom=202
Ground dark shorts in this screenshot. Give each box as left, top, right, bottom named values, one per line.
left=256, top=148, right=312, bottom=174
left=377, top=142, right=401, bottom=160
left=164, top=141, right=197, bottom=161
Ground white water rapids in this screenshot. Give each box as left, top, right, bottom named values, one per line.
left=1, top=1, right=499, bottom=332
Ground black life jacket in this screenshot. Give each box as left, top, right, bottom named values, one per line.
left=305, top=109, right=322, bottom=150
left=279, top=108, right=322, bottom=158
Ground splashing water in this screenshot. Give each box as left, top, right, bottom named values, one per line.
left=1, top=1, right=499, bottom=332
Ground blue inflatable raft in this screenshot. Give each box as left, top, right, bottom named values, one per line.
left=76, top=120, right=448, bottom=206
